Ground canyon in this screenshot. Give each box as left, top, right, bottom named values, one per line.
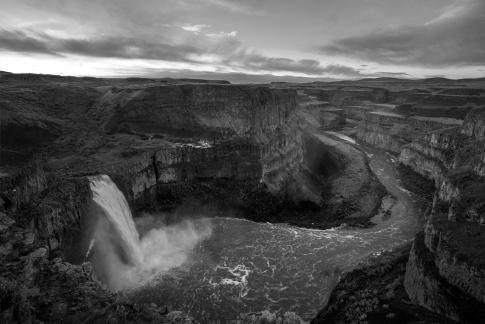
left=1, top=71, right=484, bottom=323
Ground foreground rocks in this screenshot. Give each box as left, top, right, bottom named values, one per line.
left=404, top=231, right=485, bottom=323
left=313, top=244, right=455, bottom=324
left=0, top=209, right=196, bottom=324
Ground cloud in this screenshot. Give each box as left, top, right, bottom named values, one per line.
left=0, top=29, right=52, bottom=54
left=181, top=24, right=209, bottom=33
left=0, top=27, right=410, bottom=79
left=229, top=53, right=376, bottom=77
left=2, top=5, right=417, bottom=82
left=232, top=55, right=326, bottom=74
left=318, top=64, right=365, bottom=77
left=0, top=27, right=358, bottom=76
left=320, top=0, right=485, bottom=66
left=206, top=31, right=238, bottom=38
left=199, top=0, right=266, bottom=15
left=0, top=29, right=201, bottom=61
left=373, top=71, right=411, bottom=78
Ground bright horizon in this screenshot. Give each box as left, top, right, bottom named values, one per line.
left=1, top=0, right=484, bottom=82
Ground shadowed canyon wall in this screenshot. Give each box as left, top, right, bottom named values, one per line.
left=293, top=79, right=485, bottom=323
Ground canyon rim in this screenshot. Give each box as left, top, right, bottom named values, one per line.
left=1, top=0, right=485, bottom=323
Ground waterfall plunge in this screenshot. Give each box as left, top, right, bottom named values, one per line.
left=87, top=175, right=212, bottom=290
left=89, top=175, right=142, bottom=266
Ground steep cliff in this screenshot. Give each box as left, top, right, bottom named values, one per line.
left=402, top=108, right=485, bottom=321
left=353, top=110, right=463, bottom=156
left=0, top=77, right=304, bottom=323
left=90, top=84, right=303, bottom=211
left=310, top=80, right=485, bottom=322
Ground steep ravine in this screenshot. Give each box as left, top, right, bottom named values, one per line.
left=2, top=73, right=483, bottom=323
left=1, top=80, right=309, bottom=323
left=317, top=107, right=485, bottom=323
left=1, top=75, right=388, bottom=323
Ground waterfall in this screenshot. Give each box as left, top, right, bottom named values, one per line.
left=89, top=174, right=142, bottom=266
left=86, top=174, right=212, bottom=290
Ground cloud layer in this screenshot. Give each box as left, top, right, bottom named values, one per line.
left=1, top=0, right=482, bottom=80
left=320, top=0, right=485, bottom=66
left=0, top=26, right=388, bottom=78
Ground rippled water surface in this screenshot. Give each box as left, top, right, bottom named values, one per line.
left=131, top=151, right=422, bottom=322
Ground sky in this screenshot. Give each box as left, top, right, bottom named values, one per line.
left=0, top=0, right=484, bottom=82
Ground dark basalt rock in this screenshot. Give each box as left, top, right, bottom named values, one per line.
left=313, top=244, right=455, bottom=324
left=404, top=232, right=485, bottom=323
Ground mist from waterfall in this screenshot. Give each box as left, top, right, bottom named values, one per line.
left=87, top=175, right=212, bottom=290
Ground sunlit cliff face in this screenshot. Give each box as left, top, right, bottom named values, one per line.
left=1, top=0, right=484, bottom=81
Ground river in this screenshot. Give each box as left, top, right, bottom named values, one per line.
left=129, top=147, right=422, bottom=322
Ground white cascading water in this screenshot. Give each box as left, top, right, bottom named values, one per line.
left=89, top=175, right=142, bottom=266
left=87, top=175, right=212, bottom=291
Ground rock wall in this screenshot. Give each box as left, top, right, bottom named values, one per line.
left=327, top=88, right=389, bottom=105
left=104, top=85, right=296, bottom=142
left=404, top=233, right=470, bottom=321
left=336, top=102, right=485, bottom=322
left=404, top=230, right=485, bottom=322
left=355, top=124, right=404, bottom=153
left=403, top=108, right=485, bottom=321
left=1, top=82, right=303, bottom=211
left=352, top=110, right=463, bottom=155
left=93, top=84, right=303, bottom=209
left=298, top=132, right=384, bottom=222
left=461, top=107, right=485, bottom=139
left=0, top=80, right=303, bottom=323
left=0, top=163, right=91, bottom=255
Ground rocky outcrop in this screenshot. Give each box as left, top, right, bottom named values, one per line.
left=350, top=108, right=463, bottom=155
left=404, top=231, right=485, bottom=322
left=319, top=109, right=345, bottom=129
left=402, top=108, right=485, bottom=322
left=355, top=123, right=404, bottom=154
left=0, top=235, right=196, bottom=324
left=0, top=99, right=61, bottom=168
left=300, top=133, right=384, bottom=222
left=399, top=146, right=448, bottom=185
left=400, top=108, right=485, bottom=219
left=314, top=244, right=452, bottom=324
left=103, top=85, right=297, bottom=141
left=424, top=219, right=485, bottom=304
left=1, top=80, right=304, bottom=208
left=461, top=107, right=485, bottom=139
left=326, top=87, right=389, bottom=105
left=90, top=84, right=304, bottom=210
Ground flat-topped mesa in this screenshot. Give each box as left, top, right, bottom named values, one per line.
left=353, top=109, right=463, bottom=154
left=103, top=84, right=297, bottom=142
